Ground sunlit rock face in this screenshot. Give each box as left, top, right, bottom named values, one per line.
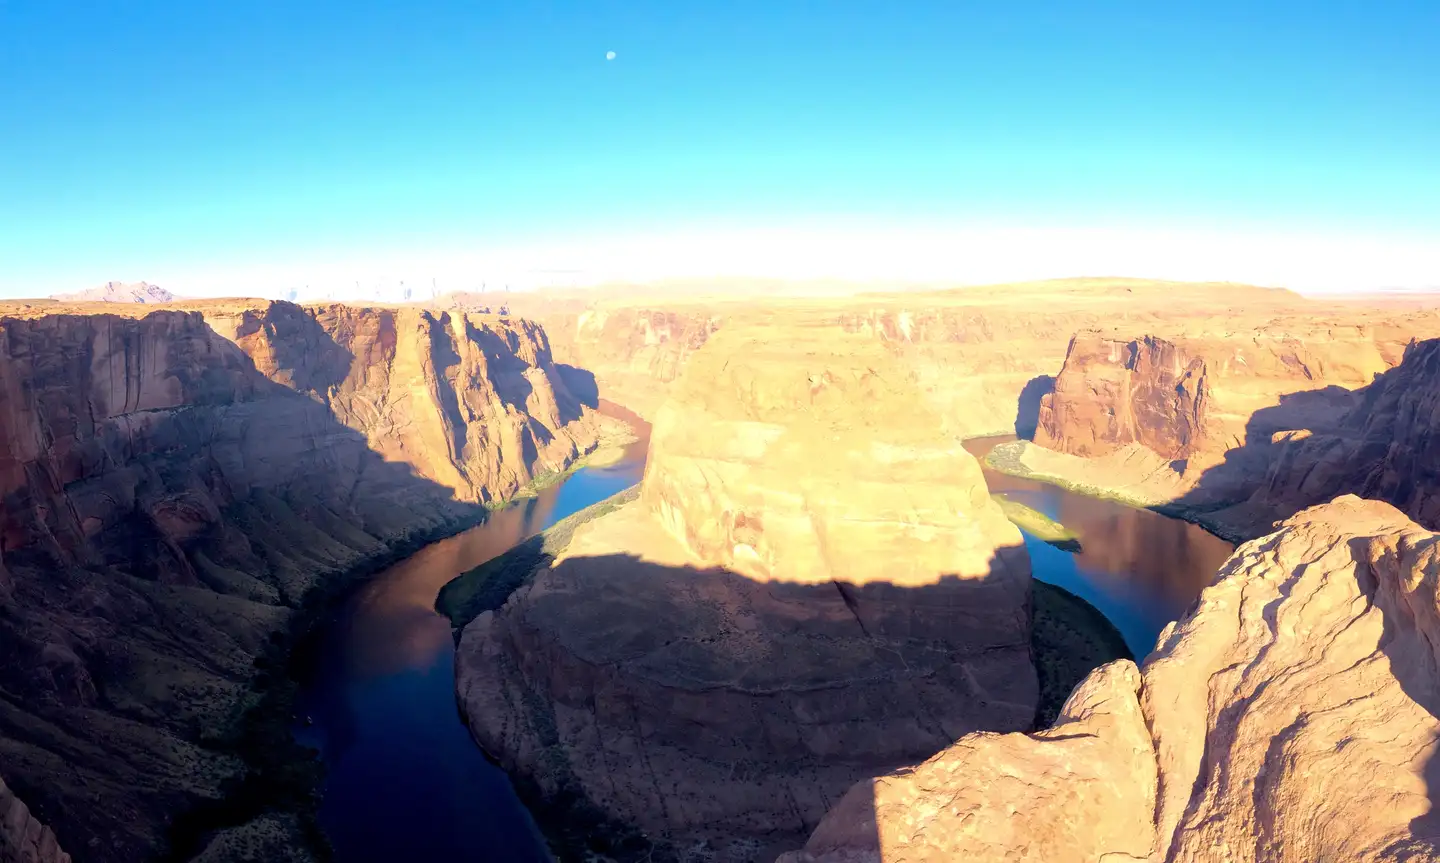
left=785, top=495, right=1440, bottom=863
left=458, top=320, right=1037, bottom=860
left=0, top=300, right=604, bottom=862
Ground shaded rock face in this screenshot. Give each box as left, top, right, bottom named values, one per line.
left=0, top=303, right=602, bottom=862
left=785, top=496, right=1440, bottom=863
left=1245, top=338, right=1440, bottom=532
left=458, top=322, right=1037, bottom=860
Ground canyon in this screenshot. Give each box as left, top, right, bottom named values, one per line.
left=782, top=495, right=1440, bottom=862
left=454, top=314, right=1131, bottom=860
left=0, top=299, right=614, bottom=862
left=8, top=277, right=1440, bottom=862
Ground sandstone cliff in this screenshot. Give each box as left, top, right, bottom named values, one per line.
left=784, top=495, right=1440, bottom=862
left=0, top=301, right=605, bottom=862
left=1239, top=337, right=1440, bottom=532
left=457, top=320, right=1039, bottom=861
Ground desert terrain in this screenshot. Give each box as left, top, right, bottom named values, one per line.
left=5, top=277, right=1440, bottom=862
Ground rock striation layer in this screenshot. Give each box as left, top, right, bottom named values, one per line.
left=0, top=300, right=605, bottom=862
left=457, top=321, right=1038, bottom=860
left=784, top=495, right=1440, bottom=863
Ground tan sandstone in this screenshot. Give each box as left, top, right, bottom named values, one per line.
left=457, top=318, right=1038, bottom=859
left=784, top=495, right=1440, bottom=862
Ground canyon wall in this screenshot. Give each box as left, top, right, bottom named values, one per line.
left=784, top=495, right=1440, bottom=862
left=0, top=301, right=606, bottom=862
left=1241, top=337, right=1440, bottom=532
left=494, top=278, right=1316, bottom=437
left=1012, top=313, right=1440, bottom=536
left=457, top=319, right=1038, bottom=861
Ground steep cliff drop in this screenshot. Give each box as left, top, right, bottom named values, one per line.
left=1237, top=337, right=1440, bottom=533
left=456, top=321, right=1039, bottom=861
left=994, top=317, right=1440, bottom=539
left=0, top=300, right=609, bottom=862
left=784, top=495, right=1440, bottom=862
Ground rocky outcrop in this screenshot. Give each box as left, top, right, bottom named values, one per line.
left=0, top=774, right=71, bottom=863
left=784, top=495, right=1440, bottom=862
left=1240, top=337, right=1440, bottom=533
left=1036, top=328, right=1388, bottom=465
left=0, top=301, right=605, bottom=861
left=457, top=321, right=1038, bottom=860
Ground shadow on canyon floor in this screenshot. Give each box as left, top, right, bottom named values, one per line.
left=0, top=307, right=561, bottom=862
left=445, top=528, right=1130, bottom=862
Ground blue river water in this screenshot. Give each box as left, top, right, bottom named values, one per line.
left=290, top=422, right=1232, bottom=863
left=291, top=404, right=648, bottom=863
left=964, top=436, right=1236, bottom=656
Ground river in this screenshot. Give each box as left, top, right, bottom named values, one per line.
left=291, top=425, right=1233, bottom=862
left=964, top=435, right=1236, bottom=655
left=291, top=402, right=649, bottom=863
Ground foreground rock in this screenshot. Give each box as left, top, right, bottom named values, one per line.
left=458, top=321, right=1039, bottom=860
left=0, top=300, right=606, bottom=861
left=784, top=495, right=1440, bottom=862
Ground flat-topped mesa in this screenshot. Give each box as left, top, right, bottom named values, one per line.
left=0, top=300, right=606, bottom=861
left=457, top=321, right=1037, bottom=860
left=784, top=495, right=1440, bottom=863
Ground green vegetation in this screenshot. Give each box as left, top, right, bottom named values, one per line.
left=991, top=493, right=1083, bottom=552
left=985, top=440, right=1249, bottom=544
left=1030, top=581, right=1133, bottom=729
left=438, top=486, right=641, bottom=630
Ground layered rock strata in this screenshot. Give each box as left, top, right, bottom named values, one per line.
left=0, top=301, right=605, bottom=861
left=457, top=321, right=1038, bottom=859
left=784, top=495, right=1440, bottom=862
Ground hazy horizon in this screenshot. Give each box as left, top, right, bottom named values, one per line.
left=3, top=1, right=1437, bottom=298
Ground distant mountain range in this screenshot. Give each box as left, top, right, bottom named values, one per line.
left=51, top=281, right=176, bottom=303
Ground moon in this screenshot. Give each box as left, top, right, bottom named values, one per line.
left=605, top=50, right=616, bottom=60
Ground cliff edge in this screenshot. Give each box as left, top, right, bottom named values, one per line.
left=784, top=495, right=1440, bottom=862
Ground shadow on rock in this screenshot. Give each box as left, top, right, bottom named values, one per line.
left=450, top=532, right=1126, bottom=863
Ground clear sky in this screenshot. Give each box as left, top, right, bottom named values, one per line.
left=2, top=0, right=1437, bottom=298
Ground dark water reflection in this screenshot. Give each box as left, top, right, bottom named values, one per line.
left=292, top=402, right=649, bottom=863
left=965, top=436, right=1236, bottom=656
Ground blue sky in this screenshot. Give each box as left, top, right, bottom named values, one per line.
left=2, top=0, right=1437, bottom=296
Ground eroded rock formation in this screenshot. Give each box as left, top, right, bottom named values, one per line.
left=457, top=321, right=1038, bottom=860
left=1239, top=337, right=1440, bottom=532
left=784, top=495, right=1440, bottom=862
left=0, top=300, right=606, bottom=861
